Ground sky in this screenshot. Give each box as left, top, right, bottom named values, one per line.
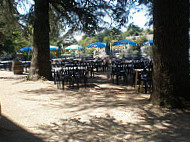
left=128, top=10, right=149, bottom=29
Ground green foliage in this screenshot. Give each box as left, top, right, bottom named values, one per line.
left=0, top=0, right=33, bottom=56
left=144, top=29, right=153, bottom=35
left=121, top=24, right=143, bottom=38
left=130, top=46, right=138, bottom=50
left=143, top=46, right=152, bottom=55
left=78, top=28, right=122, bottom=47
left=0, top=27, right=31, bottom=56
left=47, top=0, right=131, bottom=37
left=78, top=25, right=152, bottom=56
left=84, top=48, right=95, bottom=55
left=78, top=36, right=96, bottom=48
left=1, top=0, right=153, bottom=57
left=133, top=49, right=139, bottom=55
left=135, top=36, right=148, bottom=46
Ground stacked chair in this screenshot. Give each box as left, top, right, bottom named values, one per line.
left=111, top=58, right=153, bottom=93
left=111, top=60, right=132, bottom=85
left=52, top=58, right=108, bottom=90
left=134, top=60, right=153, bottom=93
left=53, top=60, right=88, bottom=89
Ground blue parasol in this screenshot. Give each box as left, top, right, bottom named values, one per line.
left=65, top=45, right=83, bottom=50
left=88, top=42, right=106, bottom=48
left=50, top=45, right=59, bottom=50
left=142, top=40, right=153, bottom=46
left=18, top=46, right=59, bottom=51
left=113, top=40, right=138, bottom=46
left=18, top=46, right=33, bottom=52
left=18, top=46, right=33, bottom=60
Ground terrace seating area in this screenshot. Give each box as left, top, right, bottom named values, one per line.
left=110, top=58, right=153, bottom=93
left=1, top=54, right=190, bottom=94
left=52, top=57, right=153, bottom=93
left=0, top=56, right=154, bottom=93
left=52, top=57, right=110, bottom=89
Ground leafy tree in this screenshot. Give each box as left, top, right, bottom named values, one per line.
left=121, top=23, right=143, bottom=38
left=78, top=36, right=96, bottom=49
left=135, top=36, right=147, bottom=46
left=0, top=1, right=17, bottom=54
left=144, top=28, right=153, bottom=35
left=0, top=1, right=32, bottom=56
left=79, top=28, right=122, bottom=47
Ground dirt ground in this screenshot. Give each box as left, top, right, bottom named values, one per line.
left=0, top=70, right=190, bottom=142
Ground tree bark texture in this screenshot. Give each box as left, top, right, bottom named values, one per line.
left=151, top=0, right=189, bottom=108
left=29, top=0, right=52, bottom=80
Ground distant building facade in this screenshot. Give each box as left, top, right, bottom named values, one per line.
left=126, top=34, right=153, bottom=41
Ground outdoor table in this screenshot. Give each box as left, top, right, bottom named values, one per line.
left=53, top=63, right=88, bottom=89
left=0, top=60, right=13, bottom=71
left=73, top=58, right=82, bottom=61
left=134, top=69, right=144, bottom=88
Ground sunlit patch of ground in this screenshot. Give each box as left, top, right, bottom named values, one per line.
left=0, top=71, right=190, bottom=142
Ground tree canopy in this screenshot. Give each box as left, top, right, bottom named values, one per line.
left=0, top=1, right=32, bottom=56
left=1, top=0, right=152, bottom=48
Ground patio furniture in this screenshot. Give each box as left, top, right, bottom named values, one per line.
left=53, top=60, right=88, bottom=89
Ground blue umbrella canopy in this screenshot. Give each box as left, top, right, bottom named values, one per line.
left=19, top=46, right=59, bottom=52
left=142, top=40, right=153, bottom=46
left=113, top=40, right=138, bottom=46
left=18, top=46, right=33, bottom=52
left=50, top=45, right=59, bottom=50
left=18, top=46, right=33, bottom=60
left=65, top=45, right=83, bottom=50
left=88, top=42, right=106, bottom=48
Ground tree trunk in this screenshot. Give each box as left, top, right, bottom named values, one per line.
left=150, top=0, right=189, bottom=108
left=29, top=0, right=52, bottom=80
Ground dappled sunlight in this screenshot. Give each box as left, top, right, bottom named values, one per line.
left=16, top=72, right=151, bottom=128
left=37, top=115, right=143, bottom=142
left=1, top=71, right=190, bottom=141
left=36, top=110, right=190, bottom=142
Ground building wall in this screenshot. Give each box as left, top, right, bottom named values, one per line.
left=126, top=34, right=153, bottom=41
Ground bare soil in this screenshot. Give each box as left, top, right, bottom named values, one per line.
left=0, top=70, right=190, bottom=142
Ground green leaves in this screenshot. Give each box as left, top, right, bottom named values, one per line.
left=48, top=0, right=135, bottom=36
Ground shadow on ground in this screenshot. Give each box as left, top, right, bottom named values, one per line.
left=20, top=72, right=190, bottom=141
left=21, top=82, right=147, bottom=113
left=0, top=115, right=42, bottom=142
left=21, top=72, right=144, bottom=111
left=36, top=110, right=190, bottom=142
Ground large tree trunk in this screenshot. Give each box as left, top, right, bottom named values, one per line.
left=29, top=0, right=52, bottom=80
left=150, top=0, right=189, bottom=108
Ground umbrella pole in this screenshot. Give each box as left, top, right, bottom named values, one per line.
left=110, top=42, right=112, bottom=55
left=27, top=50, right=30, bottom=61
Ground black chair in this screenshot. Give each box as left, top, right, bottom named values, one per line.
left=137, top=68, right=152, bottom=94
left=111, top=63, right=127, bottom=85
left=54, top=62, right=88, bottom=89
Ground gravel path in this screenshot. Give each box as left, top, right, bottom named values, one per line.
left=0, top=71, right=190, bottom=142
